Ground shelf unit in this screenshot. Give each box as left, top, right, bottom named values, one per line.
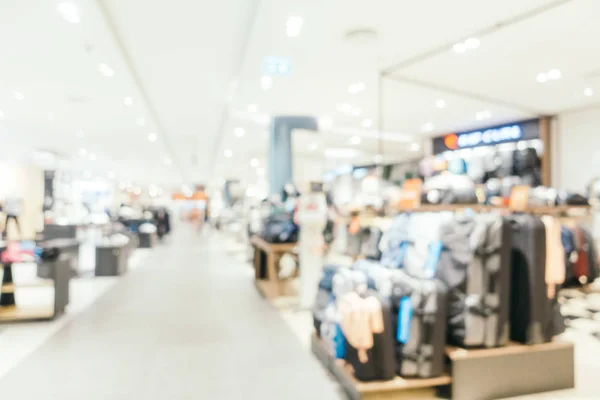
left=0, top=257, right=71, bottom=323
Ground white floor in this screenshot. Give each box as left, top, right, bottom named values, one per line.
left=0, top=248, right=149, bottom=380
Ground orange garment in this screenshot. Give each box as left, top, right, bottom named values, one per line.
left=541, top=215, right=565, bottom=298
left=338, top=292, right=384, bottom=363
left=349, top=216, right=360, bottom=235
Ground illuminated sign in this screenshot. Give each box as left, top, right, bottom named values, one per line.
left=433, top=120, right=538, bottom=154
left=454, top=125, right=522, bottom=148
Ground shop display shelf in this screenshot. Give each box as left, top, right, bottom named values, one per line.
left=311, top=333, right=450, bottom=400
left=0, top=305, right=54, bottom=322
left=312, top=332, right=575, bottom=400
left=250, top=235, right=298, bottom=302
left=1, top=279, right=54, bottom=293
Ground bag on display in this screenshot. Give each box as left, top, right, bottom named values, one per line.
left=437, top=214, right=512, bottom=348
left=507, top=214, right=552, bottom=344
left=422, top=175, right=478, bottom=205
left=260, top=212, right=299, bottom=243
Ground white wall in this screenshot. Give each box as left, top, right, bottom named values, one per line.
left=555, top=107, right=600, bottom=192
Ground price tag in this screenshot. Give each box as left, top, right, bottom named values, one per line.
left=398, top=179, right=422, bottom=210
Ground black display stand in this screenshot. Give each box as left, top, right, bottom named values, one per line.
left=0, top=263, right=15, bottom=307
left=138, top=232, right=156, bottom=248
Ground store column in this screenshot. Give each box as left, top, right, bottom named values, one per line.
left=268, top=116, right=318, bottom=197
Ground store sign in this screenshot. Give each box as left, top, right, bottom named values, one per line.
left=263, top=56, right=292, bottom=76
left=432, top=119, right=539, bottom=154
left=446, top=125, right=522, bottom=150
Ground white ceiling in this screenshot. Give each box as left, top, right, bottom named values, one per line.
left=0, top=0, right=598, bottom=188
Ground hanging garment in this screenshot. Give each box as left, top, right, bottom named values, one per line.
left=340, top=291, right=397, bottom=381
left=362, top=227, right=383, bottom=261
left=313, top=265, right=341, bottom=336
left=388, top=270, right=448, bottom=378
left=354, top=257, right=447, bottom=378
left=573, top=226, right=590, bottom=284
left=508, top=215, right=550, bottom=344
left=541, top=216, right=566, bottom=298
left=581, top=227, right=599, bottom=283
left=561, top=226, right=577, bottom=284
left=437, top=213, right=512, bottom=348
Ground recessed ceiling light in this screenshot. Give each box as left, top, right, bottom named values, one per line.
left=374, top=154, right=383, bottom=163
left=348, top=81, right=366, bottom=94
left=308, top=142, right=319, bottom=151
left=76, top=129, right=84, bottom=138
left=261, top=76, right=273, bottom=90
left=421, top=122, right=435, bottom=132
left=78, top=148, right=87, bottom=156
left=124, top=97, right=133, bottom=106
left=98, top=63, right=115, bottom=77
left=234, top=127, right=245, bottom=137
left=584, top=88, right=594, bottom=97
left=57, top=2, right=80, bottom=24
left=452, top=42, right=467, bottom=54
left=164, top=157, right=172, bottom=165
left=286, top=16, right=304, bottom=38
left=464, top=37, right=480, bottom=49
left=136, top=117, right=146, bottom=126
left=89, top=153, right=97, bottom=161
left=453, top=38, right=480, bottom=54
left=476, top=110, right=492, bottom=121
left=435, top=99, right=446, bottom=108
left=337, top=103, right=353, bottom=114
left=319, top=115, right=334, bottom=130
left=350, top=136, right=362, bottom=145
left=13, top=91, right=24, bottom=100
left=410, top=143, right=421, bottom=152
left=148, top=133, right=158, bottom=142
left=536, top=73, right=548, bottom=83
left=250, top=158, right=259, bottom=167
left=547, top=69, right=561, bottom=80
left=248, top=104, right=258, bottom=113
left=224, top=149, right=233, bottom=158
left=361, top=118, right=373, bottom=128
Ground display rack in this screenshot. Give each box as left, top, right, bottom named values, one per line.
left=250, top=235, right=297, bottom=299
left=312, top=334, right=574, bottom=400
left=0, top=256, right=71, bottom=322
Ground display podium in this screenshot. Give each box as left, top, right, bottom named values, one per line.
left=250, top=235, right=297, bottom=300
left=311, top=334, right=574, bottom=400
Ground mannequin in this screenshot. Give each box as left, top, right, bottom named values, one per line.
left=296, top=182, right=327, bottom=309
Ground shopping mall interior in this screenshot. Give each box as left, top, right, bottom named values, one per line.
left=2, top=0, right=600, bottom=399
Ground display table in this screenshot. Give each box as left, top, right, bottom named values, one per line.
left=36, top=238, right=80, bottom=278
left=42, top=223, right=78, bottom=240
left=138, top=232, right=156, bottom=248
left=0, top=256, right=72, bottom=322
left=311, top=334, right=574, bottom=400
left=95, top=242, right=132, bottom=276
left=250, top=235, right=297, bottom=299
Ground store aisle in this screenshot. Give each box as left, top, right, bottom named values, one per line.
left=0, top=228, right=341, bottom=399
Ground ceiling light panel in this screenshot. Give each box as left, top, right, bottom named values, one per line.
left=98, top=63, right=115, bottom=77
left=57, top=2, right=80, bottom=24
left=286, top=16, right=304, bottom=38
left=584, top=88, right=594, bottom=96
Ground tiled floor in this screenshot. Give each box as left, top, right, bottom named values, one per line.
left=0, top=227, right=341, bottom=399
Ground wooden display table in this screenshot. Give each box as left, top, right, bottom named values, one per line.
left=311, top=333, right=574, bottom=400
left=250, top=235, right=297, bottom=300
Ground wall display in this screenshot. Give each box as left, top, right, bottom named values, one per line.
left=433, top=119, right=540, bottom=154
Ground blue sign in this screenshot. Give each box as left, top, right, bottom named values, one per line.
left=263, top=56, right=292, bottom=76
left=432, top=119, right=540, bottom=154
left=456, top=125, right=522, bottom=149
